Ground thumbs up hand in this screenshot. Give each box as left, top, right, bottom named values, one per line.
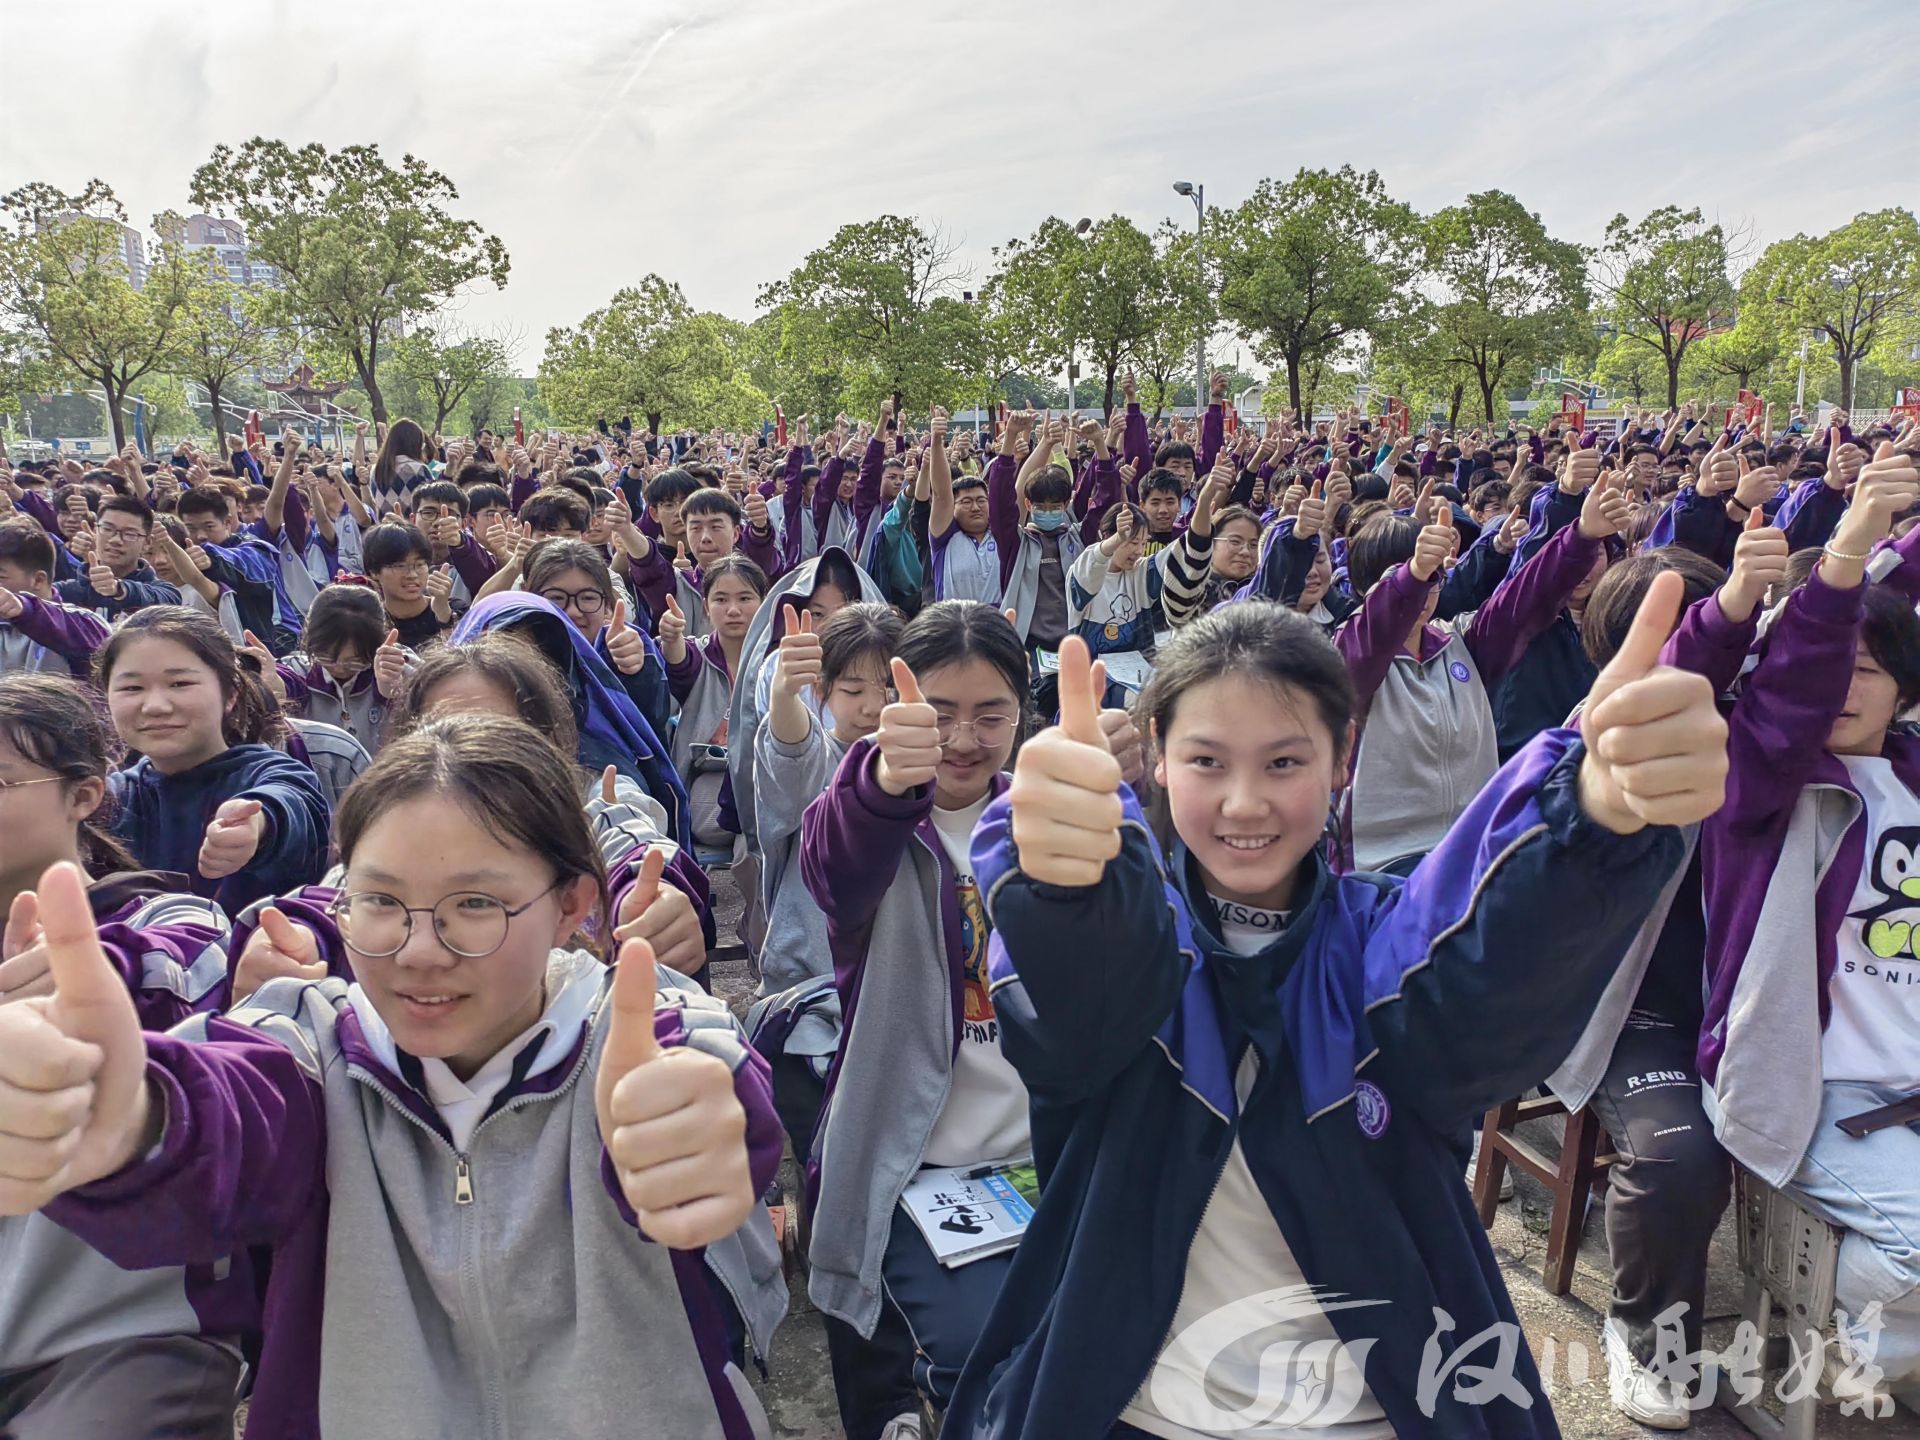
left=593, top=938, right=754, bottom=1248
left=613, top=846, right=706, bottom=978
left=603, top=598, right=647, bottom=676
left=198, top=798, right=266, bottom=881
left=1577, top=571, right=1728, bottom=834
left=772, top=605, right=821, bottom=703
left=0, top=863, right=152, bottom=1214
left=873, top=658, right=942, bottom=796
left=1720, top=504, right=1789, bottom=622
left=1008, top=636, right=1125, bottom=887
left=373, top=628, right=406, bottom=700
left=425, top=563, right=455, bottom=622
left=232, top=905, right=327, bottom=1005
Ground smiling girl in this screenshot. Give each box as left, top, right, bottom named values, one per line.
left=0, top=713, right=783, bottom=1438
left=949, top=592, right=1730, bottom=1439
left=97, top=608, right=329, bottom=915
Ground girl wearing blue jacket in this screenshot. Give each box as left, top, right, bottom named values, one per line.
left=951, top=591, right=1730, bottom=1440
left=98, top=608, right=330, bottom=916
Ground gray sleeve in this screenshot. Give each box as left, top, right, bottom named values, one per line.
left=753, top=717, right=834, bottom=847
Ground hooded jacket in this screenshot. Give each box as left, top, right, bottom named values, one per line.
left=43, top=952, right=785, bottom=1440
left=452, top=592, right=690, bottom=850
left=107, top=744, right=331, bottom=915
left=947, top=732, right=1686, bottom=1439
left=0, top=881, right=233, bottom=1381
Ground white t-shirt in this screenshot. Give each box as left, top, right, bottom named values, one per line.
left=1118, top=905, right=1391, bottom=1440
left=921, top=793, right=1032, bottom=1169
left=1827, top=756, right=1920, bottom=1092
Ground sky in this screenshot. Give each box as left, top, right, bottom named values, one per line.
left=6, top=0, right=1918, bottom=374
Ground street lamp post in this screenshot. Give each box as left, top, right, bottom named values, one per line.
left=1067, top=217, right=1092, bottom=410
left=1173, top=181, right=1205, bottom=419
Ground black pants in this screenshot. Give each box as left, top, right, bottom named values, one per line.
left=771, top=1052, right=920, bottom=1440
left=1585, top=1009, right=1732, bottom=1368
left=0, top=1335, right=241, bottom=1440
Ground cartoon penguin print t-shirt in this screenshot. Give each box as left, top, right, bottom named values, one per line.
left=1830, top=756, right=1920, bottom=1093
left=921, top=792, right=1033, bottom=1169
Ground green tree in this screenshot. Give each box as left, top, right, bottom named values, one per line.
left=539, top=277, right=753, bottom=434
left=757, top=215, right=983, bottom=414
left=174, top=269, right=278, bottom=449
left=1749, top=209, right=1920, bottom=412
left=1419, top=191, right=1588, bottom=426
left=189, top=140, right=509, bottom=426
left=0, top=182, right=198, bottom=448
left=1589, top=206, right=1735, bottom=409
left=1697, top=289, right=1783, bottom=399
left=1134, top=224, right=1215, bottom=421
left=388, top=324, right=514, bottom=436
left=132, top=373, right=200, bottom=447
left=1208, top=166, right=1420, bottom=416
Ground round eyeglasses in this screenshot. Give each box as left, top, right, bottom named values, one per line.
left=328, top=882, right=561, bottom=959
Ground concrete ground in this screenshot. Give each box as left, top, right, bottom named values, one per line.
left=704, top=872, right=1919, bottom=1440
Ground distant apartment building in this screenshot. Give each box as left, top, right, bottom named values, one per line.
left=170, top=213, right=281, bottom=291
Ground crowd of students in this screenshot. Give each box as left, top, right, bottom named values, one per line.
left=0, top=372, right=1914, bottom=1439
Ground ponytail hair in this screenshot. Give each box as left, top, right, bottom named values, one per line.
left=95, top=605, right=288, bottom=749
left=0, top=673, right=140, bottom=878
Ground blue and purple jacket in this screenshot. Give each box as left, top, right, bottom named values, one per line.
left=947, top=732, right=1687, bottom=1439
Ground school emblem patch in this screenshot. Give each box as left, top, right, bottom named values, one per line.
left=1353, top=1081, right=1390, bottom=1139
left=1448, top=661, right=1470, bottom=684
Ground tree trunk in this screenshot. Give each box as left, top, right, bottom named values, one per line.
left=1836, top=346, right=1856, bottom=411
left=646, top=411, right=662, bottom=438
left=362, top=366, right=389, bottom=428
left=1102, top=359, right=1118, bottom=418
left=207, top=380, right=228, bottom=451
left=1664, top=353, right=1682, bottom=410
left=1479, top=373, right=1499, bottom=428
left=1447, top=385, right=1463, bottom=432
left=99, top=376, right=128, bottom=450
left=1286, top=347, right=1305, bottom=418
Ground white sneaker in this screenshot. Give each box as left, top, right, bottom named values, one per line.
left=1467, top=1131, right=1515, bottom=1201
left=879, top=1412, right=925, bottom=1440
left=1604, top=1320, right=1691, bottom=1430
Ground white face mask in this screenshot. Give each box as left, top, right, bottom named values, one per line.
left=1029, top=509, right=1068, bottom=532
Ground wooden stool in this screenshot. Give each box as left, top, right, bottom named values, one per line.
left=1472, top=1093, right=1617, bottom=1296
left=1714, top=1166, right=1844, bottom=1440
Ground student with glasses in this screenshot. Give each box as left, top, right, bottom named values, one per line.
left=52, top=495, right=183, bottom=619
left=276, top=585, right=407, bottom=754
left=362, top=523, right=456, bottom=651
left=522, top=539, right=668, bottom=746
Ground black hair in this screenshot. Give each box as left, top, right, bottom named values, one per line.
left=303, top=585, right=389, bottom=663
left=950, top=475, right=987, bottom=497
left=0, top=672, right=141, bottom=877
left=1861, top=583, right=1920, bottom=712
left=459, top=462, right=506, bottom=492
left=1155, top=440, right=1196, bottom=468
left=362, top=523, right=433, bottom=573
left=465, top=483, right=511, bottom=516
left=1139, top=600, right=1356, bottom=786
left=645, top=469, right=701, bottom=508
left=1026, top=469, right=1072, bottom=506
left=520, top=489, right=591, bottom=536
left=390, top=632, right=579, bottom=761
left=0, top=517, right=56, bottom=577
left=175, top=488, right=231, bottom=521
left=411, top=481, right=468, bottom=518
left=1141, top=468, right=1184, bottom=500
left=524, top=540, right=615, bottom=608
left=95, top=606, right=286, bottom=749
left=894, top=600, right=1030, bottom=734
left=819, top=601, right=905, bottom=693
left=682, top=489, right=743, bottom=524
left=700, top=552, right=768, bottom=601
left=1579, top=549, right=1726, bottom=667
left=372, top=419, right=429, bottom=500
left=98, top=494, right=154, bottom=530
left=1346, top=513, right=1420, bottom=596
left=1469, top=479, right=1512, bottom=514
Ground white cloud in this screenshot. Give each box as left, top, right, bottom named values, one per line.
left=4, top=0, right=1917, bottom=369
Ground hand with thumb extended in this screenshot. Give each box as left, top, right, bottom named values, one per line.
left=1577, top=571, right=1728, bottom=834
left=0, top=862, right=152, bottom=1215
left=772, top=605, right=820, bottom=701
left=232, top=905, right=327, bottom=1005
left=613, top=845, right=706, bottom=977
left=873, top=658, right=941, bottom=796
left=198, top=798, right=266, bottom=881
left=373, top=628, right=405, bottom=699
left=593, top=937, right=754, bottom=1248
left=603, top=597, right=647, bottom=676
left=1009, top=636, right=1125, bottom=887
left=599, top=764, right=620, bottom=807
